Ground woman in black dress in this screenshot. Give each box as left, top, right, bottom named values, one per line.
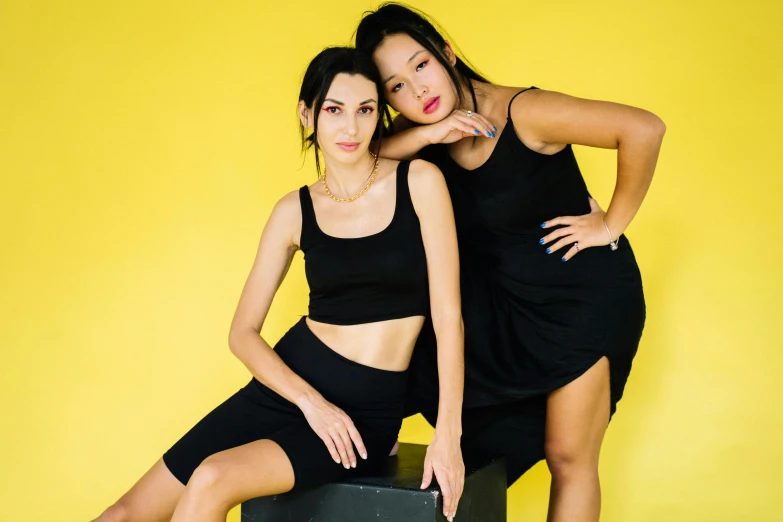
left=356, top=4, right=665, bottom=521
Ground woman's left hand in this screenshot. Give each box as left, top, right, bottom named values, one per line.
left=540, top=198, right=611, bottom=262
left=421, top=430, right=464, bottom=522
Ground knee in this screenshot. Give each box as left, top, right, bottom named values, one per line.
left=544, top=440, right=597, bottom=481
left=187, top=457, right=227, bottom=501
left=94, top=501, right=130, bottom=522
left=182, top=457, right=238, bottom=512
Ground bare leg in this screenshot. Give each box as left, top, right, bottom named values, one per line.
left=545, top=357, right=611, bottom=522
left=170, top=439, right=295, bottom=522
left=389, top=440, right=399, bottom=456
left=91, top=459, right=185, bottom=522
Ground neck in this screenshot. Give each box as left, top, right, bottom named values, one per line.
left=322, top=152, right=377, bottom=195
left=459, top=78, right=500, bottom=115
left=458, top=79, right=492, bottom=113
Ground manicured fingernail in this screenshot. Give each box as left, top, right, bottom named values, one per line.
left=539, top=238, right=544, bottom=244
left=351, top=462, right=356, bottom=468
left=540, top=222, right=546, bottom=228
left=546, top=248, right=551, bottom=254
left=362, top=452, right=367, bottom=459
left=561, top=257, right=567, bottom=262
left=474, top=129, right=479, bottom=135
left=493, top=125, right=498, bottom=131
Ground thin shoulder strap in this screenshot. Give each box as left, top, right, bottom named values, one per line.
left=298, top=186, right=318, bottom=247
left=507, top=86, right=539, bottom=119
left=395, top=159, right=414, bottom=212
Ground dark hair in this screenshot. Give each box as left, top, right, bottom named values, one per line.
left=299, top=46, right=390, bottom=175
left=355, top=3, right=489, bottom=119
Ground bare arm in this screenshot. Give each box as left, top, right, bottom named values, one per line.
left=228, top=190, right=367, bottom=467
left=378, top=116, right=429, bottom=159
left=379, top=113, right=496, bottom=160
left=516, top=89, right=665, bottom=245
left=227, top=190, right=318, bottom=406
left=408, top=159, right=464, bottom=433
left=408, top=159, right=465, bottom=521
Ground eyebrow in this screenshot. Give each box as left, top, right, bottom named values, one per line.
left=383, top=50, right=427, bottom=84
left=324, top=98, right=377, bottom=105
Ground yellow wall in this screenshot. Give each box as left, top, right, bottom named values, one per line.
left=1, top=1, right=780, bottom=520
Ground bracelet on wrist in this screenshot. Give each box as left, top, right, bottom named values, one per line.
left=602, top=218, right=619, bottom=251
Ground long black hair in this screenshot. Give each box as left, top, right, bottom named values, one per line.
left=299, top=47, right=390, bottom=175
left=354, top=3, right=489, bottom=119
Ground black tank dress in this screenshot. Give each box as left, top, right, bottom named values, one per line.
left=409, top=88, right=645, bottom=424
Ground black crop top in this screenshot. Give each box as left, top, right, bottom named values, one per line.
left=298, top=160, right=430, bottom=325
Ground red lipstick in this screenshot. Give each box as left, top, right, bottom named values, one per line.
left=423, top=96, right=440, bottom=115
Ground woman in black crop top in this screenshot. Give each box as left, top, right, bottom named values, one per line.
left=92, top=48, right=465, bottom=522
left=356, top=5, right=666, bottom=522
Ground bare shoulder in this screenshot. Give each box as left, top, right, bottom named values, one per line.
left=483, top=84, right=542, bottom=116
left=505, top=87, right=572, bottom=152
left=272, top=189, right=302, bottom=220
left=509, top=87, right=577, bottom=119
left=264, top=189, right=303, bottom=247
left=408, top=158, right=445, bottom=186
left=407, top=159, right=449, bottom=210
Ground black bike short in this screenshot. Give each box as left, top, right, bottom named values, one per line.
left=162, top=317, right=406, bottom=490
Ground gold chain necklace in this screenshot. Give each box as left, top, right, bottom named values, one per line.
left=320, top=154, right=379, bottom=203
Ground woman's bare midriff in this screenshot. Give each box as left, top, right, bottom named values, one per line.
left=305, top=316, right=425, bottom=372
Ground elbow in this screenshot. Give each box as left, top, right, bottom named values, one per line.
left=431, top=308, right=464, bottom=337
left=649, top=113, right=666, bottom=140
left=622, top=112, right=666, bottom=147
left=228, top=330, right=241, bottom=355
left=640, top=112, right=666, bottom=142
left=227, top=327, right=253, bottom=356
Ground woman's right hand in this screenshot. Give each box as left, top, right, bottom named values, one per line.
left=423, top=109, right=497, bottom=145
left=298, top=394, right=367, bottom=469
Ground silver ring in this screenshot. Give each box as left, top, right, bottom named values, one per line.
left=574, top=242, right=579, bottom=251
left=466, top=110, right=473, bottom=118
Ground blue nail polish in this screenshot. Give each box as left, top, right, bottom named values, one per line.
left=491, top=132, right=496, bottom=138
left=540, top=222, right=546, bottom=228
left=539, top=239, right=544, bottom=244
left=546, top=248, right=551, bottom=254
left=561, top=257, right=567, bottom=262
left=474, top=129, right=479, bottom=135
left=493, top=125, right=498, bottom=131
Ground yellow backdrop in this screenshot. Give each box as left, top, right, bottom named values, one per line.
left=1, top=1, right=780, bottom=520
